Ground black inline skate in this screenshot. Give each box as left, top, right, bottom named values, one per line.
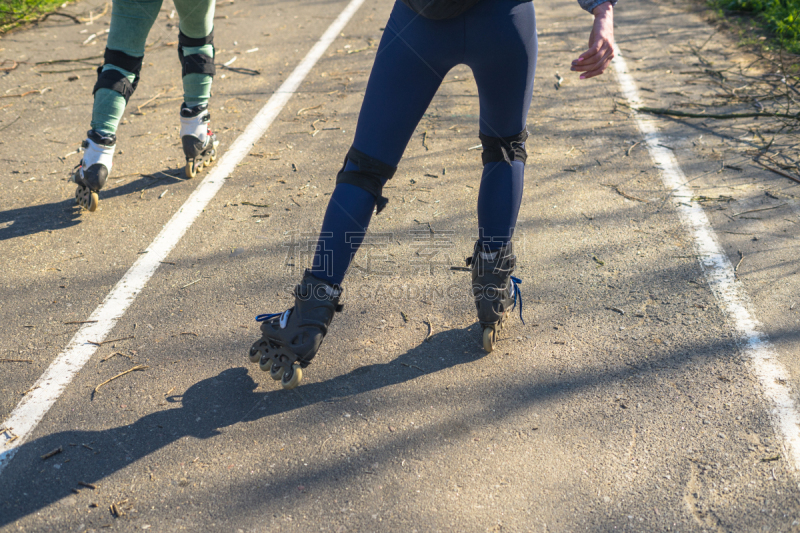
left=249, top=271, right=343, bottom=389
left=467, top=241, right=523, bottom=353
left=71, top=129, right=116, bottom=212
left=180, top=103, right=219, bottom=179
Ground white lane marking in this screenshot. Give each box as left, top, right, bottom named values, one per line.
left=613, top=53, right=800, bottom=474
left=0, top=0, right=368, bottom=474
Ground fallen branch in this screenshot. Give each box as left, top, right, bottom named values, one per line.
left=0, top=60, right=18, bottom=72
left=3, top=428, right=19, bottom=443
left=100, top=351, right=132, bottom=362
left=0, top=87, right=50, bottom=99
left=0, top=358, right=32, bottom=363
left=34, top=54, right=103, bottom=66
left=731, top=203, right=788, bottom=217
left=137, top=87, right=175, bottom=112
left=37, top=11, right=80, bottom=24
left=87, top=335, right=134, bottom=347
left=93, top=365, right=148, bottom=395
left=423, top=319, right=433, bottom=342
left=41, top=446, right=63, bottom=460
left=753, top=158, right=800, bottom=184
left=78, top=2, right=110, bottom=22
left=602, top=183, right=647, bottom=203
left=619, top=102, right=800, bottom=120
left=36, top=66, right=94, bottom=74
left=296, top=104, right=323, bottom=115
left=0, top=116, right=20, bottom=132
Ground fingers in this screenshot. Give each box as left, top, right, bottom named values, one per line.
left=572, top=6, right=615, bottom=80
left=571, top=43, right=614, bottom=78
left=572, top=45, right=601, bottom=66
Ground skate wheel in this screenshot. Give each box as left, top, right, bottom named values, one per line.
left=209, top=149, right=216, bottom=162
left=88, top=192, right=99, bottom=212
left=185, top=160, right=197, bottom=179
left=258, top=353, right=273, bottom=373
left=281, top=364, right=302, bottom=390
left=75, top=186, right=99, bottom=212
left=269, top=362, right=284, bottom=381
left=482, top=327, right=496, bottom=353
left=248, top=343, right=263, bottom=363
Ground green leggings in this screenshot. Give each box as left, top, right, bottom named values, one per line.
left=92, top=0, right=216, bottom=135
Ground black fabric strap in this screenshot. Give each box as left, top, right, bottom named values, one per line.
left=336, top=171, right=390, bottom=213
left=93, top=68, right=136, bottom=102
left=177, top=30, right=215, bottom=77
left=399, top=0, right=483, bottom=20
left=335, top=147, right=397, bottom=214
left=94, top=48, right=142, bottom=102
left=179, top=52, right=216, bottom=77
left=178, top=28, right=214, bottom=47
left=103, top=48, right=143, bottom=75
left=479, top=130, right=529, bottom=166
left=344, top=147, right=397, bottom=179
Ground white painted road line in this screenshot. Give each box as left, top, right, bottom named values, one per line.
left=0, top=0, right=368, bottom=475
left=612, top=53, right=800, bottom=475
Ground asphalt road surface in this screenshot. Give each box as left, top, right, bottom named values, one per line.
left=1, top=0, right=800, bottom=530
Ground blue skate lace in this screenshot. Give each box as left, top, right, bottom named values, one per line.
left=255, top=313, right=281, bottom=322
left=509, top=276, right=524, bottom=325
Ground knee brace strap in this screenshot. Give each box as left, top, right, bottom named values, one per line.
left=178, top=29, right=216, bottom=77
left=102, top=48, right=143, bottom=74
left=335, top=147, right=397, bottom=214
left=179, top=28, right=214, bottom=47
left=92, top=49, right=143, bottom=103
left=479, top=130, right=528, bottom=166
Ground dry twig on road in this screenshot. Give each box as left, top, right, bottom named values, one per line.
left=602, top=183, right=648, bottom=203
left=93, top=365, right=148, bottom=395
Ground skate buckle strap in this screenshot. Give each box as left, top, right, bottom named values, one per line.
left=255, top=313, right=282, bottom=322
left=510, top=276, right=524, bottom=325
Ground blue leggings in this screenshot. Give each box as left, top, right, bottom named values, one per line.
left=312, top=0, right=537, bottom=285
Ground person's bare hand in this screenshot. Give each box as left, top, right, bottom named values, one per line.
left=570, top=1, right=615, bottom=79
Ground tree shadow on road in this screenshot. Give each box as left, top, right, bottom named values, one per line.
left=0, top=324, right=487, bottom=526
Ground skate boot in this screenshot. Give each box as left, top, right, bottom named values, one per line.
left=180, top=103, right=219, bottom=179
left=466, top=241, right=524, bottom=353
left=249, top=271, right=343, bottom=390
left=71, top=130, right=116, bottom=212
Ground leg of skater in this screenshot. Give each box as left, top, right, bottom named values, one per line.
left=311, top=4, right=463, bottom=287
left=173, top=0, right=219, bottom=178
left=463, top=0, right=537, bottom=351
left=73, top=0, right=162, bottom=211
left=250, top=2, right=461, bottom=389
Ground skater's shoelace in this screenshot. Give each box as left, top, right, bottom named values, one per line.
left=255, top=313, right=281, bottom=322
left=510, top=276, right=524, bottom=325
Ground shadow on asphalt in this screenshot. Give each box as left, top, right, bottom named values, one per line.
left=0, top=170, right=187, bottom=241
left=0, top=324, right=488, bottom=526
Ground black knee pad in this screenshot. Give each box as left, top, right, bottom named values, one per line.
left=335, top=147, right=397, bottom=214
left=93, top=48, right=143, bottom=103
left=178, top=29, right=216, bottom=77
left=479, top=130, right=528, bottom=166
